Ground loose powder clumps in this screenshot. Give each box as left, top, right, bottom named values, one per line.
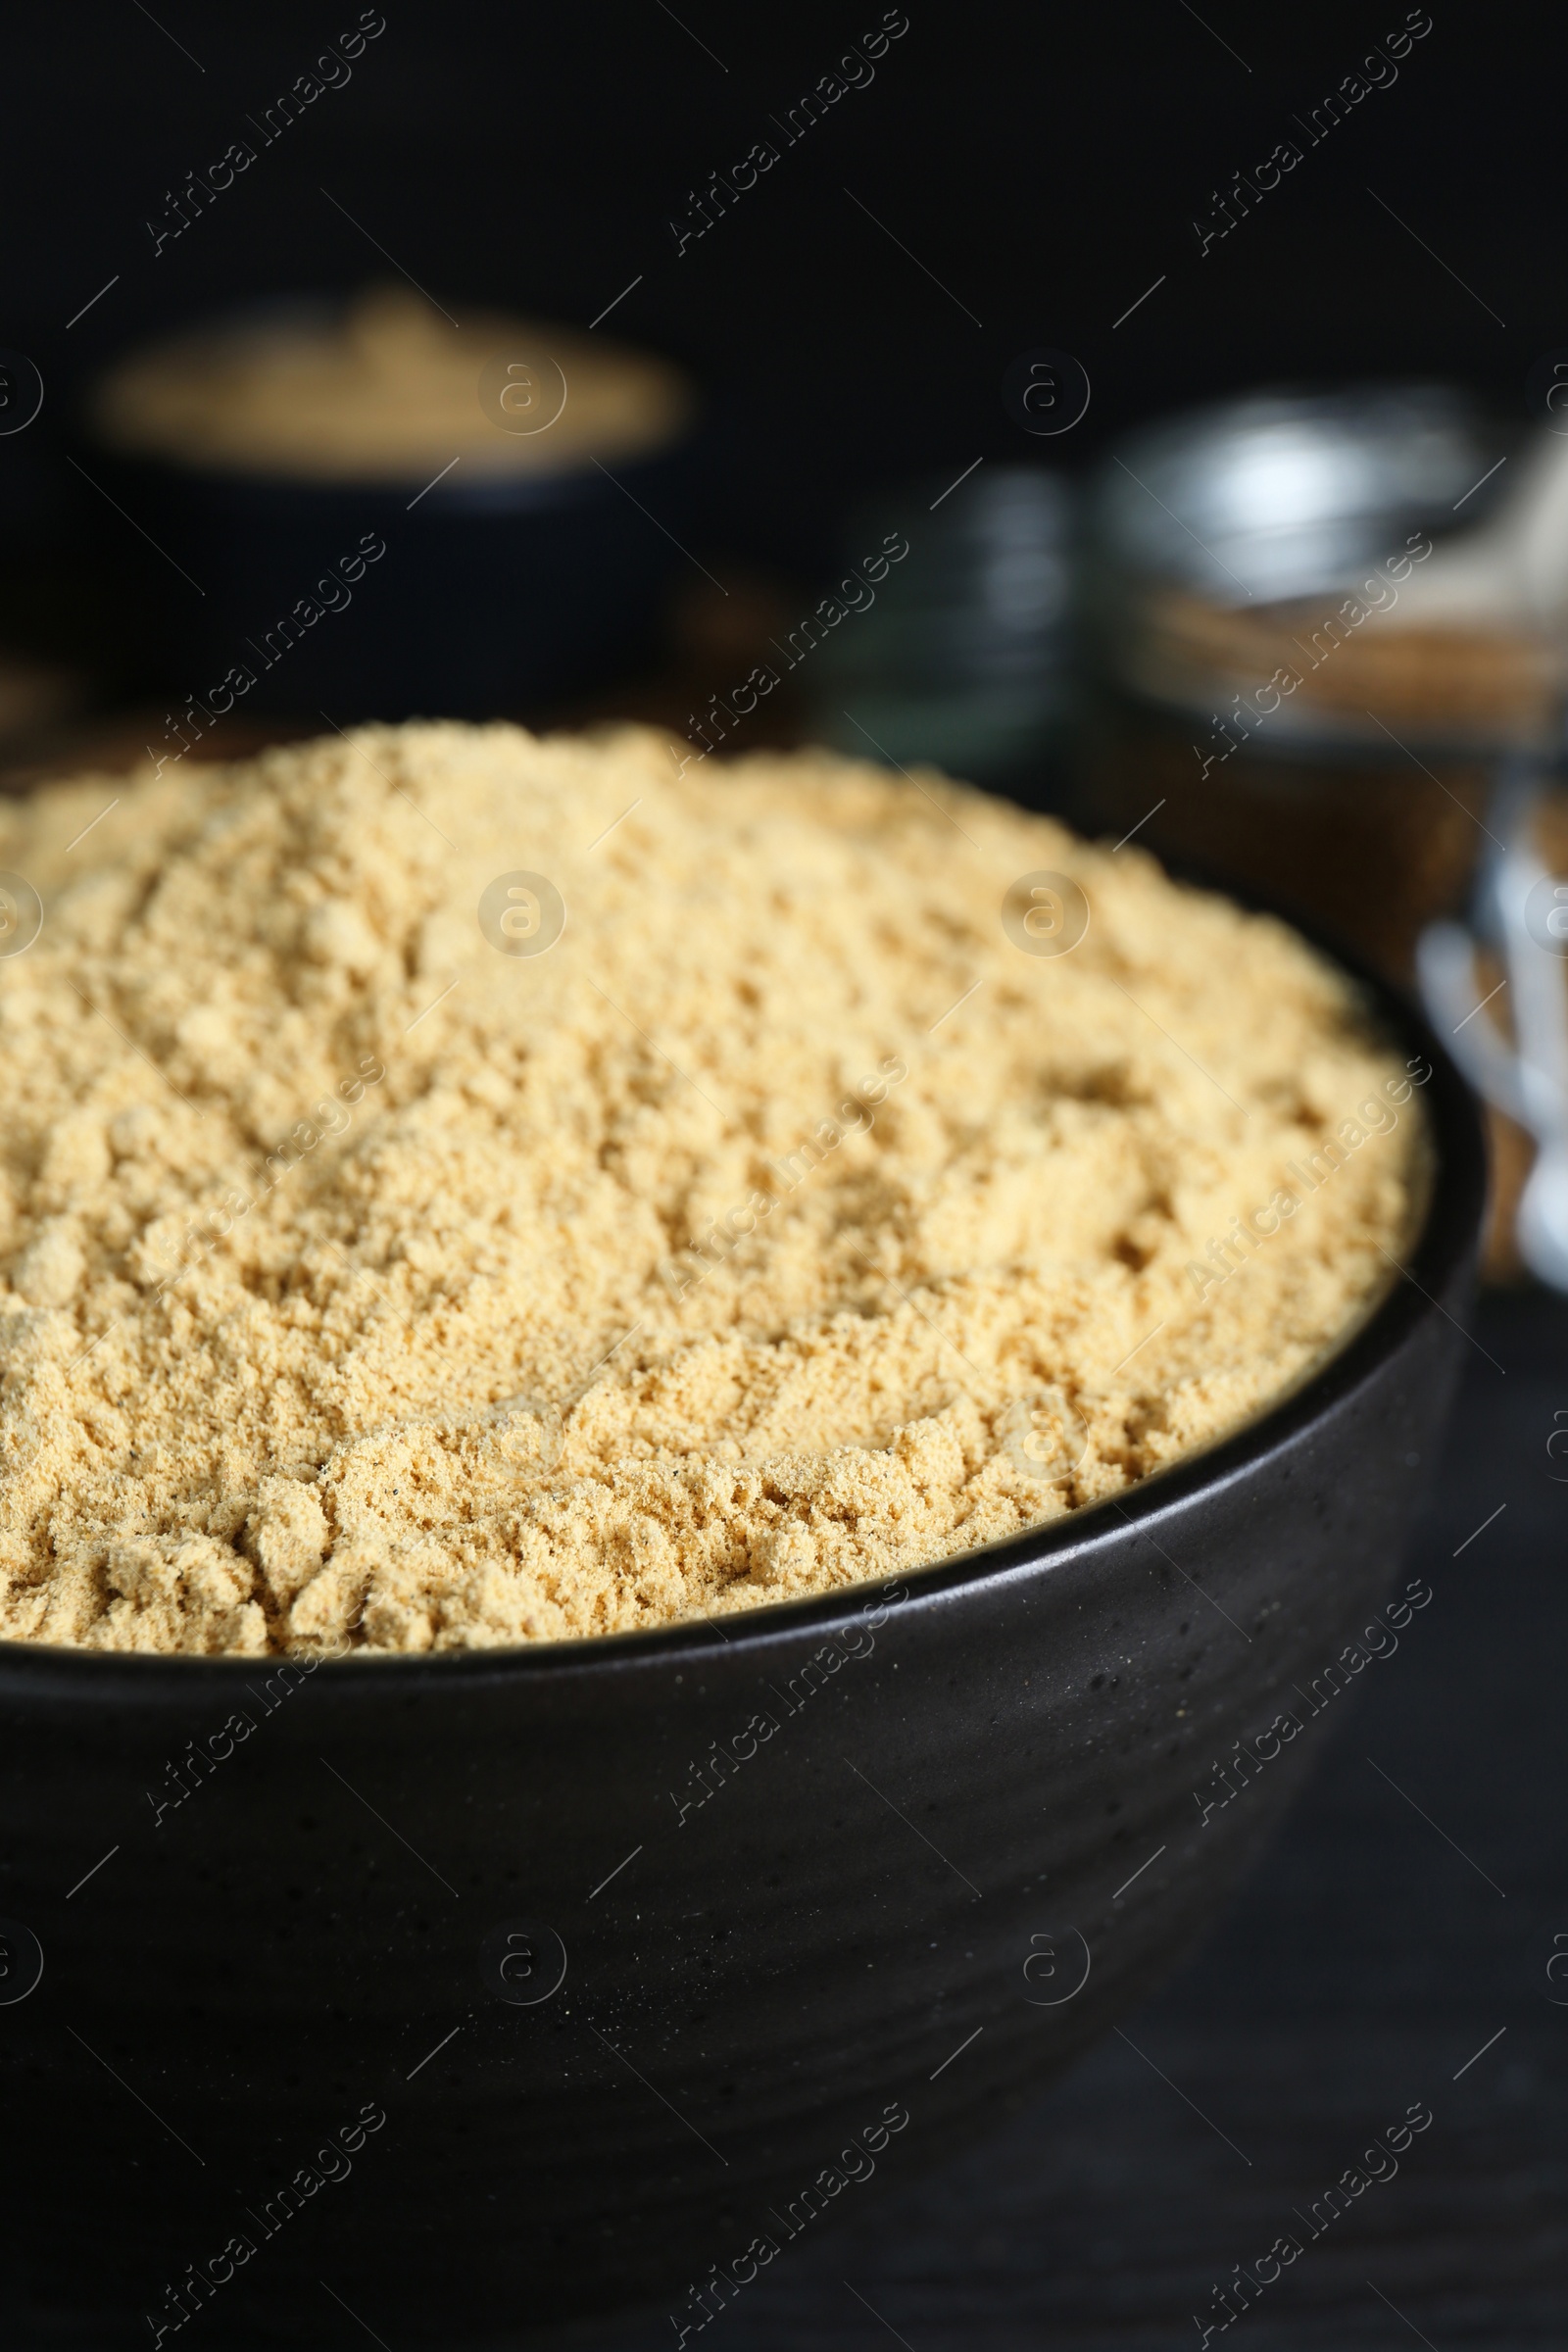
left=0, top=723, right=1424, bottom=1656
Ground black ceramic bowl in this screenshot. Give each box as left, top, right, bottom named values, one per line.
left=78, top=300, right=709, bottom=722
left=0, top=956, right=1483, bottom=2350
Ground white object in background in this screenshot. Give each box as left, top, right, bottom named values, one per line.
left=1371, top=429, right=1568, bottom=631
left=1416, top=781, right=1568, bottom=1291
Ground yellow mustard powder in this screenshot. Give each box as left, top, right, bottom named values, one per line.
left=90, top=287, right=694, bottom=483
left=0, top=723, right=1424, bottom=1656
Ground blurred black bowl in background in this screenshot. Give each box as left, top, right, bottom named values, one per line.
left=74, top=295, right=710, bottom=725
left=88, top=439, right=708, bottom=723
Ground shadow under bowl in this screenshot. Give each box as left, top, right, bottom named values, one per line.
left=0, top=940, right=1484, bottom=2348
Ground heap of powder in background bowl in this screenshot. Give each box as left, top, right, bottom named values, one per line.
left=0, top=724, right=1426, bottom=1656
left=89, top=284, right=693, bottom=482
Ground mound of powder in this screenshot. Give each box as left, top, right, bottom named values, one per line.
left=0, top=723, right=1425, bottom=1656
left=90, top=286, right=693, bottom=482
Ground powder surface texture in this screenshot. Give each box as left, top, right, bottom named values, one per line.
left=0, top=723, right=1425, bottom=1656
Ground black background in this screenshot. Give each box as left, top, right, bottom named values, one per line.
left=0, top=0, right=1554, bottom=586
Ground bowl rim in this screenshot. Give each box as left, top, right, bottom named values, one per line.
left=0, top=895, right=1486, bottom=1699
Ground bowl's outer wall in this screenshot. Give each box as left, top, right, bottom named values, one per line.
left=85, top=433, right=709, bottom=719
left=0, top=1270, right=1470, bottom=2346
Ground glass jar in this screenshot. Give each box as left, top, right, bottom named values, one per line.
left=805, top=465, right=1077, bottom=810
left=1079, top=385, right=1554, bottom=979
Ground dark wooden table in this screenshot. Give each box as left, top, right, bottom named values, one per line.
left=580, top=1290, right=1567, bottom=2352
